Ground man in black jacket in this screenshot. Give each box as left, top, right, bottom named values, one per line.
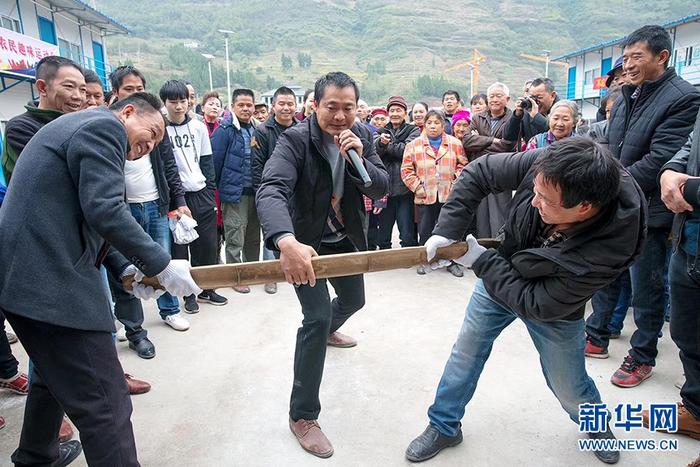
left=584, top=25, right=700, bottom=389
left=251, top=86, right=298, bottom=294
left=0, top=93, right=200, bottom=467
left=107, top=66, right=192, bottom=356
left=502, top=77, right=558, bottom=147
left=257, top=72, right=389, bottom=458
left=405, top=138, right=645, bottom=464
left=376, top=95, right=420, bottom=249
left=655, top=111, right=700, bottom=440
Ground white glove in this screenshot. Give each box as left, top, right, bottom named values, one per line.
left=131, top=283, right=166, bottom=300
left=424, top=234, right=456, bottom=270
left=145, top=259, right=202, bottom=298
left=120, top=264, right=166, bottom=300
left=454, top=235, right=487, bottom=268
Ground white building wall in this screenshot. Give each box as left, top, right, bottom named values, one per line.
left=0, top=82, right=34, bottom=123
left=673, top=21, right=700, bottom=85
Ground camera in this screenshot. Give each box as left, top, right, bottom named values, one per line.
left=518, top=95, right=539, bottom=111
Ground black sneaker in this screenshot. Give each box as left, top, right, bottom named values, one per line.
left=405, top=425, right=463, bottom=462
left=587, top=427, right=620, bottom=464
left=183, top=294, right=199, bottom=314
left=198, top=290, right=228, bottom=306
left=56, top=440, right=82, bottom=467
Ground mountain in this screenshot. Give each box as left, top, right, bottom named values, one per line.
left=94, top=0, right=698, bottom=104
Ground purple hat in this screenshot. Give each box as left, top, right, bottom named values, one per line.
left=386, top=95, right=408, bottom=111
left=605, top=56, right=624, bottom=88
left=452, top=109, right=472, bottom=126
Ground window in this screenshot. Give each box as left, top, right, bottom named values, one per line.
left=685, top=46, right=694, bottom=67
left=58, top=38, right=81, bottom=63
left=1, top=15, right=20, bottom=32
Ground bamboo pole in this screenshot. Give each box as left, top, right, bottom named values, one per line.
left=124, top=239, right=500, bottom=291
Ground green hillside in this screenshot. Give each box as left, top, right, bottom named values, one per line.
left=94, top=0, right=698, bottom=105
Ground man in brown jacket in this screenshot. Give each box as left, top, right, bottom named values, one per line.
left=461, top=82, right=516, bottom=237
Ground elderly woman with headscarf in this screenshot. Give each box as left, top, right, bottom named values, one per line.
left=450, top=109, right=472, bottom=140
left=525, top=100, right=579, bottom=149
left=402, top=110, right=468, bottom=276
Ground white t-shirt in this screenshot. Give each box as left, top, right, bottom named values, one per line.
left=166, top=118, right=212, bottom=192
left=124, top=154, right=159, bottom=203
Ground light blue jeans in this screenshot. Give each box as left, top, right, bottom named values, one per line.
left=428, top=280, right=603, bottom=437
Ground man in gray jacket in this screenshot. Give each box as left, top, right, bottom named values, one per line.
left=0, top=93, right=200, bottom=467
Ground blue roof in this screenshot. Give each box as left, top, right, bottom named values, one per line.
left=53, top=0, right=131, bottom=35
left=553, top=12, right=700, bottom=61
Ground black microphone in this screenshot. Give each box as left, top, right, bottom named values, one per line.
left=347, top=148, right=372, bottom=188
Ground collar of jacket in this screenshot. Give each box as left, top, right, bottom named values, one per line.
left=265, top=115, right=297, bottom=130
left=165, top=113, right=193, bottom=127
left=24, top=103, right=63, bottom=123
left=621, top=67, right=677, bottom=101
left=484, top=107, right=512, bottom=120
left=219, top=111, right=242, bottom=130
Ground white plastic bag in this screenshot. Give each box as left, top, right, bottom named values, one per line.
left=169, top=214, right=199, bottom=245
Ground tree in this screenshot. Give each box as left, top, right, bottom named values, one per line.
left=281, top=54, right=293, bottom=71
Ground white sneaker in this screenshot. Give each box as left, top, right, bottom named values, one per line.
left=163, top=314, right=190, bottom=332
left=115, top=321, right=127, bottom=342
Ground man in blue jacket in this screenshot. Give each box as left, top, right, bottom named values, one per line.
left=212, top=88, right=260, bottom=294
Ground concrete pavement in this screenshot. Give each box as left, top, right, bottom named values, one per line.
left=0, top=265, right=697, bottom=466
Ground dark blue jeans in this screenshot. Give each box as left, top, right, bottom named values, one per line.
left=377, top=194, right=417, bottom=249
left=428, top=280, right=603, bottom=437
left=608, top=270, right=632, bottom=334
left=129, top=201, right=179, bottom=318
left=586, top=228, right=670, bottom=354
left=669, top=248, right=700, bottom=419
left=627, top=227, right=671, bottom=365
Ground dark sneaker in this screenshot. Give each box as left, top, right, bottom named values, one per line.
left=56, top=440, right=82, bottom=467
left=184, top=294, right=199, bottom=314
left=587, top=427, right=620, bottom=464
left=128, top=337, right=155, bottom=359
left=446, top=262, right=463, bottom=277
left=198, top=290, right=228, bottom=306
left=610, top=354, right=652, bottom=388
left=585, top=338, right=609, bottom=359
left=406, top=425, right=463, bottom=462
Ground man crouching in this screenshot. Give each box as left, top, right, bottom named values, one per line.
left=406, top=138, right=645, bottom=465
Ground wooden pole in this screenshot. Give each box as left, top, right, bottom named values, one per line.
left=124, top=239, right=500, bottom=291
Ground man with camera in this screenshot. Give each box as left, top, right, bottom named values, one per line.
left=503, top=77, right=559, bottom=148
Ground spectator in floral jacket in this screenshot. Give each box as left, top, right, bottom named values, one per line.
left=402, top=110, right=468, bottom=276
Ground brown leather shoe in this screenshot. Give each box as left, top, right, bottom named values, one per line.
left=233, top=286, right=251, bottom=294
left=0, top=415, right=5, bottom=430
left=59, top=417, right=74, bottom=442
left=642, top=402, right=700, bottom=440
left=689, top=452, right=700, bottom=467
left=125, top=374, right=151, bottom=395
left=327, top=331, right=357, bottom=348
left=289, top=418, right=333, bottom=458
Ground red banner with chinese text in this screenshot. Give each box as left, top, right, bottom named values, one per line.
left=0, top=29, right=59, bottom=76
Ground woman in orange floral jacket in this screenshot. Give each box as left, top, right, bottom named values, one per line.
left=402, top=110, right=468, bottom=275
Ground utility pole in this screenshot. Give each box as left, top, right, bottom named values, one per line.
left=202, top=53, right=215, bottom=91
left=218, top=29, right=234, bottom=107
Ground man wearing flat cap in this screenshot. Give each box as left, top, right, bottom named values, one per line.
left=375, top=95, right=420, bottom=250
